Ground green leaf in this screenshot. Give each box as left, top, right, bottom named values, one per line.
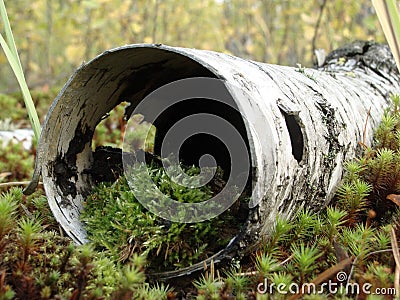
left=0, top=0, right=41, bottom=140
left=0, top=0, right=21, bottom=70
left=372, top=0, right=400, bottom=72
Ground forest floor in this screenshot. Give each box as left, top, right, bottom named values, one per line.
left=0, top=90, right=400, bottom=299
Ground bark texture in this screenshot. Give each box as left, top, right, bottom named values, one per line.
left=25, top=41, right=400, bottom=278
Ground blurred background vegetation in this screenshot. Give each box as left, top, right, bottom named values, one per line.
left=0, top=0, right=386, bottom=93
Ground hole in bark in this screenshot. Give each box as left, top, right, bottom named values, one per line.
left=280, top=110, right=304, bottom=162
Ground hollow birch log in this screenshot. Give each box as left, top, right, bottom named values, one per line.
left=25, top=41, right=400, bottom=279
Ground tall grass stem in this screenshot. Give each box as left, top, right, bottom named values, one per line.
left=0, top=0, right=41, bottom=140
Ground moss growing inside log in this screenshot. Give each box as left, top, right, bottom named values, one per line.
left=81, top=161, right=249, bottom=272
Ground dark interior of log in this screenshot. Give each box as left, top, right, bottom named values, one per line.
left=98, top=49, right=254, bottom=182
left=280, top=109, right=304, bottom=162
left=152, top=97, right=250, bottom=179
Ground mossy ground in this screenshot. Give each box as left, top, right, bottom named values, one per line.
left=1, top=91, right=400, bottom=299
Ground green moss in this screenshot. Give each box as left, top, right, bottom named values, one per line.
left=0, top=188, right=173, bottom=299
left=81, top=162, right=245, bottom=271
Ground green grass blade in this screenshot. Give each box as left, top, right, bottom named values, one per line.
left=0, top=0, right=40, bottom=140
left=386, top=0, right=400, bottom=45
left=0, top=0, right=22, bottom=72
left=0, top=33, right=41, bottom=139
left=372, top=0, right=400, bottom=72
left=386, top=0, right=400, bottom=71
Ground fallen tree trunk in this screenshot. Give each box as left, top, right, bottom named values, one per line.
left=25, top=41, right=400, bottom=279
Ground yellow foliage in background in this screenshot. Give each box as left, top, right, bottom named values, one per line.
left=0, top=0, right=385, bottom=92
left=65, top=45, right=86, bottom=65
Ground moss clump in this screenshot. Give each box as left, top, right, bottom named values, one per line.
left=336, top=93, right=400, bottom=225
left=0, top=187, right=173, bottom=299
left=81, top=162, right=247, bottom=272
